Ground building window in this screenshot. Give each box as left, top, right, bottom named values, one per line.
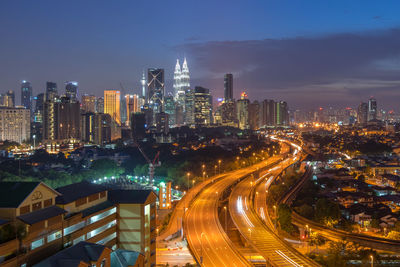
left=96, top=232, right=116, bottom=245
left=73, top=235, right=85, bottom=245
left=63, top=221, right=85, bottom=235
left=19, top=205, right=30, bottom=215
left=88, top=207, right=116, bottom=224
left=87, top=220, right=116, bottom=239
left=47, top=230, right=61, bottom=242
left=32, top=201, right=42, bottom=211
left=44, top=198, right=52, bottom=208
left=31, top=238, right=44, bottom=250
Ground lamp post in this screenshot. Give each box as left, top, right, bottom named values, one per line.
left=370, top=255, right=373, bottom=267
left=248, top=228, right=252, bottom=262
left=187, top=172, right=191, bottom=189
left=214, top=165, right=217, bottom=176
left=200, top=232, right=205, bottom=264
left=203, top=171, right=206, bottom=182
left=218, top=160, right=222, bottom=174
left=273, top=205, right=277, bottom=230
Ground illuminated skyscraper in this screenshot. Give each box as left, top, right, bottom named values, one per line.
left=104, top=90, right=121, bottom=125
left=46, top=82, right=58, bottom=101
left=180, top=58, right=190, bottom=92
left=96, top=97, right=104, bottom=113
left=249, top=101, right=260, bottom=130
left=65, top=81, right=78, bottom=102
left=261, top=99, right=275, bottom=126
left=147, top=68, right=164, bottom=115
left=21, top=80, right=32, bottom=111
left=193, top=87, right=212, bottom=127
left=275, top=101, right=289, bottom=126
left=358, top=102, right=368, bottom=124
left=173, top=59, right=182, bottom=99
left=368, top=97, right=377, bottom=121
left=125, top=94, right=140, bottom=126
left=164, top=94, right=176, bottom=127
left=141, top=71, right=147, bottom=99
left=236, top=92, right=250, bottom=130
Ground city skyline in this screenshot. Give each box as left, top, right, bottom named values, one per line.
left=2, top=1, right=400, bottom=110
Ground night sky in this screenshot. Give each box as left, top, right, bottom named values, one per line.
left=2, top=1, right=400, bottom=110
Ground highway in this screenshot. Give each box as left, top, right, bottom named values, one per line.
left=229, top=145, right=320, bottom=267
left=184, top=154, right=287, bottom=267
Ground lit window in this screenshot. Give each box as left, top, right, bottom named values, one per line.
left=88, top=207, right=116, bottom=224
left=64, top=221, right=85, bottom=235
left=87, top=220, right=116, bottom=239
left=31, top=238, right=44, bottom=250
left=47, top=230, right=62, bottom=242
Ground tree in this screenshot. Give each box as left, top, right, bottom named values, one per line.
left=294, top=204, right=314, bottom=219
left=277, top=204, right=293, bottom=233
left=315, top=198, right=341, bottom=225
left=91, top=159, right=124, bottom=177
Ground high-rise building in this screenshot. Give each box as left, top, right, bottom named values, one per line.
left=0, top=91, right=15, bottom=107
left=96, top=96, right=104, bottom=113
left=21, top=80, right=32, bottom=111
left=80, top=112, right=111, bottom=145
left=224, top=74, right=233, bottom=101
left=147, top=68, right=164, bottom=115
left=131, top=112, right=147, bottom=141
left=65, top=81, right=78, bottom=102
left=358, top=102, right=368, bottom=124
left=193, top=87, right=212, bottom=127
left=275, top=101, right=289, bottom=126
left=184, top=89, right=194, bottom=126
left=141, top=71, right=147, bottom=99
left=236, top=92, right=250, bottom=130
left=46, top=82, right=58, bottom=102
left=249, top=101, right=260, bottom=130
left=173, top=59, right=182, bottom=99
left=125, top=94, right=140, bottom=127
left=368, top=97, right=377, bottom=121
left=180, top=58, right=190, bottom=92
left=175, top=104, right=184, bottom=126
left=220, top=101, right=236, bottom=126
left=104, top=90, right=121, bottom=125
left=261, top=99, right=275, bottom=127
left=155, top=112, right=169, bottom=134
left=81, top=94, right=96, bottom=113
left=164, top=94, right=176, bottom=127
left=0, top=106, right=30, bottom=143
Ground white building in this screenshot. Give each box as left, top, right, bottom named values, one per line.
left=0, top=106, right=30, bottom=143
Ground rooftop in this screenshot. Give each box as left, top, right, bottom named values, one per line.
left=108, top=189, right=155, bottom=204
left=56, top=181, right=106, bottom=204
left=18, top=206, right=66, bottom=225
left=0, top=182, right=40, bottom=208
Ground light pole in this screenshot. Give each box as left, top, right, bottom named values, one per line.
left=248, top=228, right=252, bottom=262
left=370, top=255, right=373, bottom=267
left=218, top=160, right=221, bottom=174
left=273, top=205, right=277, bottom=230
left=33, top=134, right=36, bottom=149
left=187, top=172, right=191, bottom=189
left=202, top=171, right=206, bottom=182
left=214, top=165, right=217, bottom=176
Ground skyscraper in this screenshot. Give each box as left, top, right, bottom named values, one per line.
left=249, top=101, right=260, bottom=130
left=147, top=68, right=165, bottom=115
left=164, top=94, right=176, bottom=127
left=65, top=81, right=78, bottom=102
left=81, top=94, right=96, bottom=113
left=141, top=71, right=147, bottom=99
left=193, top=87, right=212, bottom=127
left=184, top=90, right=194, bottom=126
left=0, top=107, right=30, bottom=143
left=224, top=74, right=233, bottom=101
left=275, top=101, right=289, bottom=126
left=236, top=92, right=250, bottom=130
left=46, top=82, right=58, bottom=101
left=173, top=59, right=182, bottom=99
left=104, top=90, right=121, bottom=125
left=368, top=97, right=377, bottom=121
left=357, top=102, right=368, bottom=124
left=21, top=80, right=32, bottom=111
left=125, top=94, right=140, bottom=127
left=96, top=97, right=104, bottom=113
left=180, top=58, right=190, bottom=92
left=261, top=99, right=275, bottom=127
left=0, top=91, right=15, bottom=107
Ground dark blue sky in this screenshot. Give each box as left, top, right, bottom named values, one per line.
left=2, top=1, right=400, bottom=110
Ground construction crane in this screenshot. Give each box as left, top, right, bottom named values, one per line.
left=132, top=139, right=161, bottom=185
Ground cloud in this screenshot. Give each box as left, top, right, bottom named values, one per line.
left=178, top=28, right=400, bottom=109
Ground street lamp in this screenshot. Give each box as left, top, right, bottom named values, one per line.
left=202, top=171, right=206, bottom=181
left=187, top=172, right=191, bottom=189
left=370, top=255, right=373, bottom=267
left=223, top=206, right=228, bottom=232
left=218, top=160, right=222, bottom=174
left=248, top=228, right=252, bottom=262
left=201, top=232, right=205, bottom=264
left=214, top=165, right=217, bottom=176
left=273, top=205, right=277, bottom=229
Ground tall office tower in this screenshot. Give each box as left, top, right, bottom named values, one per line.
left=275, top=101, right=289, bottom=126
left=125, top=94, right=140, bottom=127
left=120, top=95, right=127, bottom=126
left=164, top=94, right=176, bottom=127
left=184, top=89, right=194, bottom=126
left=0, top=107, right=30, bottom=143
left=236, top=92, right=250, bottom=130
left=155, top=112, right=169, bottom=134
left=104, top=90, right=121, bottom=125
left=46, top=82, right=58, bottom=101
left=180, top=58, right=190, bottom=92
left=357, top=102, right=368, bottom=124
left=175, top=104, right=184, bottom=126
left=65, top=81, right=78, bottom=102
left=224, top=74, right=233, bottom=101
left=261, top=99, right=275, bottom=126
left=141, top=104, right=153, bottom=128
left=131, top=112, right=147, bottom=140
left=58, top=97, right=81, bottom=140
left=21, top=80, right=32, bottom=111
left=34, top=93, right=45, bottom=122
left=96, top=96, right=104, bottom=113
left=193, top=86, right=212, bottom=127
left=80, top=112, right=110, bottom=145
left=249, top=101, right=260, bottom=130
left=368, top=97, right=377, bottom=121
left=141, top=71, right=147, bottom=99
left=81, top=94, right=96, bottom=113
left=43, top=100, right=58, bottom=141
left=0, top=91, right=14, bottom=107
left=147, top=68, right=165, bottom=115
left=173, top=59, right=182, bottom=99
left=220, top=101, right=236, bottom=126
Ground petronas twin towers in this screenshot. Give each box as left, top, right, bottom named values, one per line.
left=173, top=58, right=190, bottom=105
